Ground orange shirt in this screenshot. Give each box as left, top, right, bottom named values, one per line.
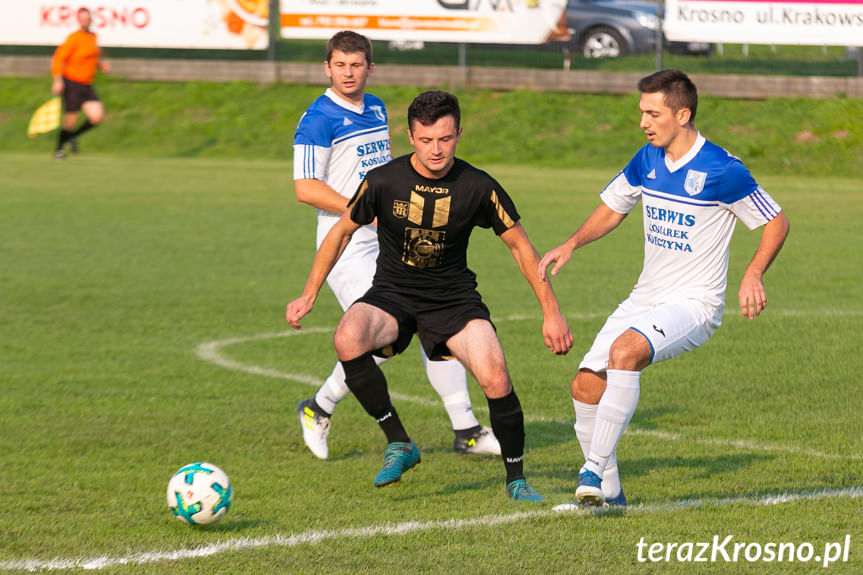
left=51, top=29, right=101, bottom=85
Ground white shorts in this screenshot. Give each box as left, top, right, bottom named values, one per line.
left=579, top=297, right=722, bottom=373
left=313, top=216, right=378, bottom=311
left=326, top=237, right=378, bottom=311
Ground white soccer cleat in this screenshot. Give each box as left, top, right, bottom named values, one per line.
left=297, top=399, right=330, bottom=459
left=453, top=425, right=501, bottom=455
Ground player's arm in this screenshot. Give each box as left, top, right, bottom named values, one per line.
left=51, top=74, right=65, bottom=96
left=286, top=210, right=360, bottom=329
left=294, top=178, right=350, bottom=214
left=98, top=41, right=110, bottom=74
left=293, top=117, right=349, bottom=214
left=538, top=203, right=627, bottom=281
left=500, top=222, right=573, bottom=355
left=738, top=211, right=790, bottom=320
left=50, top=38, right=72, bottom=95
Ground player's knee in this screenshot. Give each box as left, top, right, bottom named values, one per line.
left=84, top=104, right=104, bottom=124
left=608, top=338, right=649, bottom=371
left=476, top=368, right=511, bottom=398
left=333, top=323, right=365, bottom=359
left=573, top=370, right=604, bottom=403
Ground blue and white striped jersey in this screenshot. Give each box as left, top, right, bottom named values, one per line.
left=601, top=133, right=782, bottom=311
left=293, top=88, right=392, bottom=246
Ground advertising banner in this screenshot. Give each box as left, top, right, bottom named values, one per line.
left=664, top=0, right=863, bottom=46
left=280, top=0, right=568, bottom=44
left=0, top=0, right=269, bottom=49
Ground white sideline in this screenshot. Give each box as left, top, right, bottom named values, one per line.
left=627, top=428, right=863, bottom=461
left=2, top=486, right=860, bottom=572
left=194, top=317, right=862, bottom=461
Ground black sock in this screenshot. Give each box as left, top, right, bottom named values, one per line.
left=72, top=120, right=96, bottom=138
left=341, top=353, right=410, bottom=444
left=57, top=129, right=73, bottom=150
left=487, top=390, right=525, bottom=484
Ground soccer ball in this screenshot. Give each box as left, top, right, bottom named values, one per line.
left=166, top=462, right=233, bottom=525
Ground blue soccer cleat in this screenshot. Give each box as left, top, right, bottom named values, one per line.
left=506, top=479, right=544, bottom=502
left=604, top=487, right=627, bottom=507
left=373, top=441, right=421, bottom=487
left=575, top=469, right=605, bottom=506
left=554, top=485, right=626, bottom=512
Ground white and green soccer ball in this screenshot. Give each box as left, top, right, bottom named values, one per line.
left=166, top=462, right=233, bottom=525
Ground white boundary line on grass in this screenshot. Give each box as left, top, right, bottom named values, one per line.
left=194, top=313, right=862, bottom=461
left=2, top=486, right=860, bottom=572
left=626, top=428, right=862, bottom=461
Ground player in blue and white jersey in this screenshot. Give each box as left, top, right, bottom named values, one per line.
left=290, top=31, right=500, bottom=460
left=539, top=69, right=790, bottom=508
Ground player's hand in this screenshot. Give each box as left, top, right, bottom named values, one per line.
left=51, top=77, right=64, bottom=96
left=538, top=243, right=573, bottom=282
left=100, top=61, right=112, bottom=73
left=738, top=271, right=766, bottom=320
left=285, top=295, right=314, bottom=329
left=543, top=312, right=573, bottom=355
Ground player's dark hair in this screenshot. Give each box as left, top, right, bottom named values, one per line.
left=638, top=69, right=698, bottom=124
left=407, top=91, right=461, bottom=132
left=326, top=30, right=373, bottom=65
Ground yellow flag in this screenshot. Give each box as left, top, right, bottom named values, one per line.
left=28, top=98, right=62, bottom=138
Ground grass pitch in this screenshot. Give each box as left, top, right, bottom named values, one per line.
left=0, top=154, right=860, bottom=574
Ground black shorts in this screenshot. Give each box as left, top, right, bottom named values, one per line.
left=355, top=285, right=493, bottom=361
left=63, top=78, right=100, bottom=112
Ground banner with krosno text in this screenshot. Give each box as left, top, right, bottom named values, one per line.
left=664, top=0, right=863, bottom=46
left=280, top=0, right=568, bottom=44
left=0, top=0, right=268, bottom=49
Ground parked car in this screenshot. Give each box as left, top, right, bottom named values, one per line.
left=547, top=0, right=711, bottom=58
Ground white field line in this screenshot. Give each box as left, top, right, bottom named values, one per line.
left=766, top=309, right=863, bottom=317
left=2, top=486, right=860, bottom=573
left=194, top=314, right=861, bottom=461
left=626, top=428, right=863, bottom=461
left=195, top=326, right=441, bottom=407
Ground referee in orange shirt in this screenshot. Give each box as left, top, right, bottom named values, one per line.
left=51, top=7, right=110, bottom=159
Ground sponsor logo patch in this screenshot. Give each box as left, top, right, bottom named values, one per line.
left=684, top=169, right=707, bottom=196
left=392, top=200, right=409, bottom=219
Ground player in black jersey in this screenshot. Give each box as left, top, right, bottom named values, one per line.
left=286, top=91, right=573, bottom=501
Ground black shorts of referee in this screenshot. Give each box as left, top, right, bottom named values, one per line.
left=62, top=78, right=100, bottom=113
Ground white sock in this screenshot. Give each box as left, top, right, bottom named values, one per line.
left=421, top=347, right=479, bottom=431
left=573, top=398, right=621, bottom=498
left=314, top=355, right=388, bottom=415
left=602, top=463, right=622, bottom=499
left=582, top=369, right=640, bottom=477
left=573, top=398, right=596, bottom=461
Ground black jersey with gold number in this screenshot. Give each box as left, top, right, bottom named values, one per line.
left=348, top=154, right=520, bottom=292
